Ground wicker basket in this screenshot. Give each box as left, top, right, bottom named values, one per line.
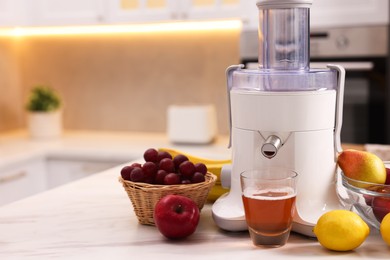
left=119, top=172, right=217, bottom=225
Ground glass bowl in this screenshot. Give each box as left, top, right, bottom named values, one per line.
left=337, top=167, right=390, bottom=230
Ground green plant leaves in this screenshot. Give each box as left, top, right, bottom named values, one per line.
left=26, top=86, right=61, bottom=112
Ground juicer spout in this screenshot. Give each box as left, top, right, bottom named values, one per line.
left=261, top=135, right=282, bottom=159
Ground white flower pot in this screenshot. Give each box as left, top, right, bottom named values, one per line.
left=27, top=110, right=62, bottom=139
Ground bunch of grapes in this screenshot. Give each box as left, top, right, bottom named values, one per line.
left=121, top=148, right=207, bottom=185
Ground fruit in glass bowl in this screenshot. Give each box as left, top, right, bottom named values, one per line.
left=338, top=166, right=390, bottom=230
left=337, top=149, right=387, bottom=187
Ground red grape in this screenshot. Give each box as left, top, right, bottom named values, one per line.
left=164, top=173, right=181, bottom=185
left=159, top=158, right=175, bottom=172
left=120, top=165, right=133, bottom=180
left=157, top=151, right=172, bottom=162
left=142, top=162, right=158, bottom=183
left=122, top=148, right=208, bottom=185
left=181, top=179, right=191, bottom=184
left=191, top=172, right=205, bottom=183
left=144, top=148, right=158, bottom=162
left=194, top=163, right=207, bottom=175
left=155, top=169, right=168, bottom=184
left=179, top=161, right=195, bottom=178
left=131, top=162, right=142, bottom=168
left=130, top=167, right=144, bottom=182
left=173, top=154, right=189, bottom=169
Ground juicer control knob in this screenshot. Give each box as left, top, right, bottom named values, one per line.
left=261, top=135, right=282, bottom=159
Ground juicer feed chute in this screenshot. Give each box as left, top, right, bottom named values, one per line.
left=211, top=0, right=346, bottom=237
left=258, top=4, right=310, bottom=71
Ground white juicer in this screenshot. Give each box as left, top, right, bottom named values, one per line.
left=212, top=0, right=346, bottom=237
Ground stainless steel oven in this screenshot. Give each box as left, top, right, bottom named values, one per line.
left=240, top=25, right=389, bottom=144
left=310, top=26, right=388, bottom=144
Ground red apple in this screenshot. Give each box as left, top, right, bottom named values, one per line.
left=372, top=196, right=390, bottom=222
left=154, top=195, right=200, bottom=239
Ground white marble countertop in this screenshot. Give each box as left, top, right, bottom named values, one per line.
left=0, top=130, right=389, bottom=259
left=0, top=164, right=388, bottom=260
left=0, top=130, right=231, bottom=169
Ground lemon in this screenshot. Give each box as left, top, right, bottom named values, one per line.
left=380, top=213, right=390, bottom=246
left=313, top=210, right=370, bottom=251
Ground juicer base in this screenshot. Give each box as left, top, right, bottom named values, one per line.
left=292, top=222, right=316, bottom=238
left=211, top=193, right=248, bottom=232
left=211, top=213, right=247, bottom=232
left=212, top=192, right=320, bottom=236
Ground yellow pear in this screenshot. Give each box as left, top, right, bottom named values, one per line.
left=337, top=149, right=386, bottom=186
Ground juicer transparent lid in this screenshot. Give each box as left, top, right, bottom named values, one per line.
left=231, top=0, right=338, bottom=92
left=257, top=0, right=312, bottom=9
left=230, top=67, right=337, bottom=92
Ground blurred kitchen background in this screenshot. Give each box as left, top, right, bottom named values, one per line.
left=0, top=0, right=388, bottom=144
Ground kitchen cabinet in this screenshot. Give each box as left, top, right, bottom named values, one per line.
left=0, top=0, right=243, bottom=28
left=107, top=0, right=242, bottom=24
left=106, top=0, right=176, bottom=24
left=46, top=158, right=122, bottom=189
left=0, top=158, right=47, bottom=206
left=30, top=0, right=107, bottom=26
left=0, top=0, right=29, bottom=26
left=0, top=155, right=125, bottom=206
left=2, top=0, right=168, bottom=26
left=181, top=0, right=241, bottom=20
left=241, top=0, right=389, bottom=30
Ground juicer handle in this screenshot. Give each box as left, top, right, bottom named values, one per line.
left=226, top=64, right=245, bottom=148
left=327, top=64, right=346, bottom=156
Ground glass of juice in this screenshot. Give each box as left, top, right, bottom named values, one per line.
left=240, top=168, right=298, bottom=247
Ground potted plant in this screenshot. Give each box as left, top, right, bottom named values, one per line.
left=26, top=86, right=62, bottom=139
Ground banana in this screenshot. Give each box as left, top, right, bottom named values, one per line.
left=158, top=147, right=231, bottom=201
left=207, top=163, right=226, bottom=183
left=207, top=185, right=229, bottom=202
left=158, top=147, right=231, bottom=165
left=207, top=164, right=230, bottom=200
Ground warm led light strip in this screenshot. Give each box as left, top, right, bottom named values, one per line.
left=0, top=20, right=242, bottom=37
